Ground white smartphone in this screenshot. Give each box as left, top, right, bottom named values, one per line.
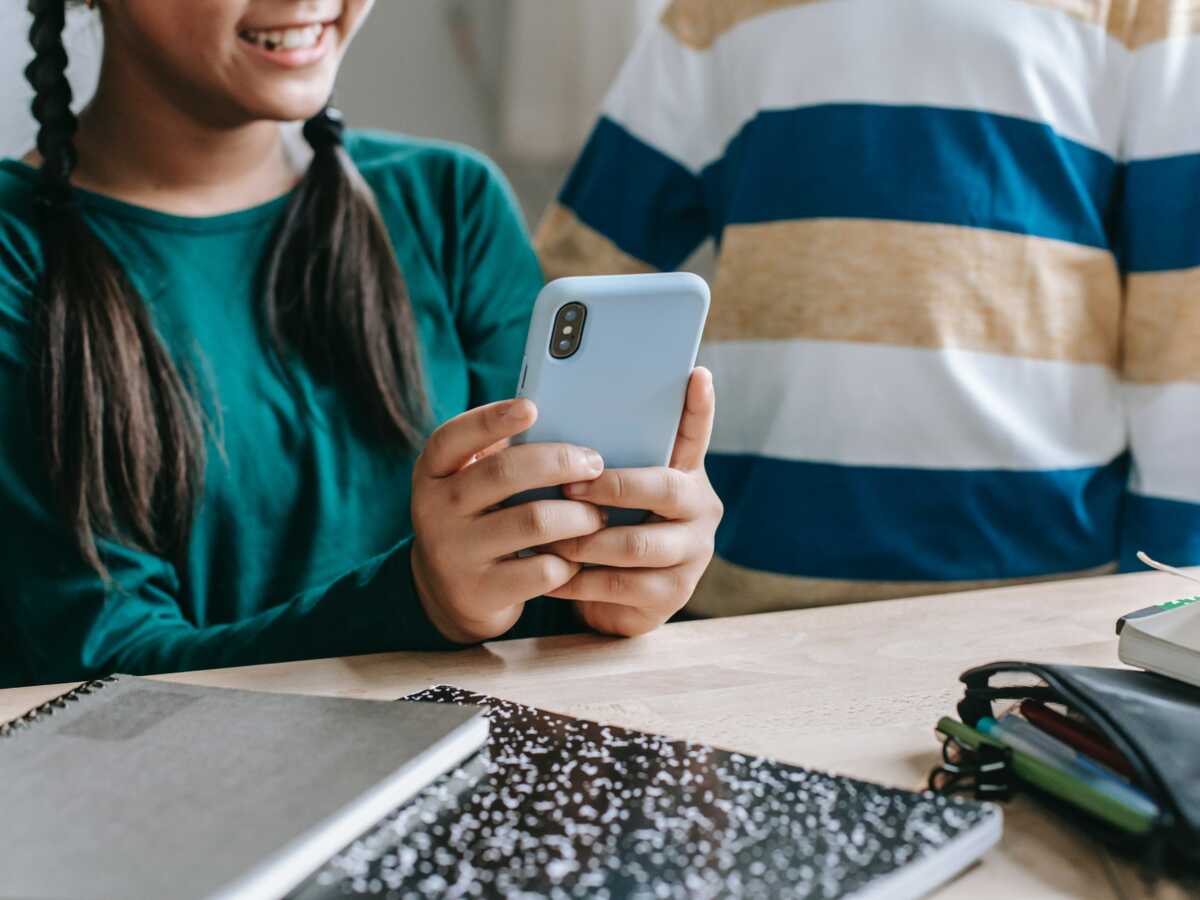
left=510, top=273, right=710, bottom=526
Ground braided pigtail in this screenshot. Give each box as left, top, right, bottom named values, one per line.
left=262, top=107, right=429, bottom=451
left=25, top=0, right=204, bottom=577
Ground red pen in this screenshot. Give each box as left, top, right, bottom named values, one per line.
left=1018, top=700, right=1136, bottom=780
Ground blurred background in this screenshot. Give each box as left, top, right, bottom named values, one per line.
left=2, top=0, right=669, bottom=225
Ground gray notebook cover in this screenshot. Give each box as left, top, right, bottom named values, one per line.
left=0, top=675, right=487, bottom=900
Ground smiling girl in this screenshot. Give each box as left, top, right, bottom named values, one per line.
left=0, top=0, right=722, bottom=688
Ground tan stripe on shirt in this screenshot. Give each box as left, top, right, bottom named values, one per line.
left=688, top=554, right=1119, bottom=617
left=1124, top=267, right=1200, bottom=384
left=705, top=219, right=1121, bottom=367
left=658, top=0, right=1199, bottom=51
left=659, top=0, right=820, bottom=50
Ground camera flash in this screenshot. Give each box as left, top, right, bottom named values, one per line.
left=550, top=302, right=587, bottom=359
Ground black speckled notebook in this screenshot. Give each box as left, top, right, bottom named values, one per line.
left=292, top=686, right=1001, bottom=900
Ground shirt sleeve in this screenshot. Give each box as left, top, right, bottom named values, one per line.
left=451, top=152, right=545, bottom=407
left=0, top=282, right=458, bottom=691
left=534, top=0, right=716, bottom=281
left=1117, top=33, right=1200, bottom=569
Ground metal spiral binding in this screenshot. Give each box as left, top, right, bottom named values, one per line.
left=0, top=675, right=120, bottom=739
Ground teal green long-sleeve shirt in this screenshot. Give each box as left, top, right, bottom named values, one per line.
left=0, top=132, right=571, bottom=688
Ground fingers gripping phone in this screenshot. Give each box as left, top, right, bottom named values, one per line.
left=509, top=273, right=710, bottom=527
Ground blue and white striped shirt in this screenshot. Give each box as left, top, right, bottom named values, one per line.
left=536, top=0, right=1200, bottom=615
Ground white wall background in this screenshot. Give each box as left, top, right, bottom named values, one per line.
left=336, top=1, right=504, bottom=155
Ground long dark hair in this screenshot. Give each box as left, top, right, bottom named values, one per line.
left=24, top=0, right=428, bottom=578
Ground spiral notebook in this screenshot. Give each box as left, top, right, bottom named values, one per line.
left=295, top=687, right=1003, bottom=900
left=0, top=676, right=488, bottom=900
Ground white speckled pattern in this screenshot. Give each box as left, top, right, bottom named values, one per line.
left=292, top=686, right=994, bottom=899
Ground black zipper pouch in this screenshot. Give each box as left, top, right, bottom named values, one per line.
left=945, top=662, right=1200, bottom=874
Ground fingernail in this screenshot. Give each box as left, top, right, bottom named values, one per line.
left=495, top=400, right=515, bottom=417
left=599, top=507, right=609, bottom=525
left=565, top=481, right=588, bottom=497
left=585, top=450, right=604, bottom=473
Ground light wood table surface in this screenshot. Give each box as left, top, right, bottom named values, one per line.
left=4, top=569, right=1196, bottom=898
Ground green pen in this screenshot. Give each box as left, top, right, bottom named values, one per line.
left=936, top=717, right=1157, bottom=835
left=978, top=716, right=1159, bottom=819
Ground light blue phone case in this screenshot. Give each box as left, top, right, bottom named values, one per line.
left=511, top=273, right=710, bottom=527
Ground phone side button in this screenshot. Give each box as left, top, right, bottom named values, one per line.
left=518, top=359, right=528, bottom=393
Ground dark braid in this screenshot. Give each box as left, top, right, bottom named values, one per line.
left=264, top=105, right=429, bottom=450
left=26, top=0, right=76, bottom=200
left=24, top=0, right=204, bottom=578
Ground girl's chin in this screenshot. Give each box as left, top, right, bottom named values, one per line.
left=233, top=77, right=341, bottom=124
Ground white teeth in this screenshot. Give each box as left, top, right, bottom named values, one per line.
left=282, top=29, right=307, bottom=49
left=240, top=24, right=324, bottom=51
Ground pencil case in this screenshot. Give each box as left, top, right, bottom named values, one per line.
left=934, top=661, right=1200, bottom=875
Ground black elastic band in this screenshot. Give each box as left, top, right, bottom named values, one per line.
left=303, top=106, right=345, bottom=151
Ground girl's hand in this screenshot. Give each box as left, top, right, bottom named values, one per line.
left=544, top=368, right=722, bottom=637
left=410, top=399, right=606, bottom=644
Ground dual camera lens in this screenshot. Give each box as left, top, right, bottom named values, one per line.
left=550, top=302, right=587, bottom=359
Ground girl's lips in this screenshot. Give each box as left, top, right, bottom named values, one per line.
left=237, top=22, right=337, bottom=69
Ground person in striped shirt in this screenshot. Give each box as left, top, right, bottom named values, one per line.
left=536, top=0, right=1200, bottom=616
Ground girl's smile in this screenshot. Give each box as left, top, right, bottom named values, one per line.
left=237, top=20, right=338, bottom=69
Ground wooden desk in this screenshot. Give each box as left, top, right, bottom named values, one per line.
left=3, top=569, right=1194, bottom=898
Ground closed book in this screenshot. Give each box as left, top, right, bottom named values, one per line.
left=1118, top=596, right=1200, bottom=689
left=0, top=675, right=487, bottom=900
